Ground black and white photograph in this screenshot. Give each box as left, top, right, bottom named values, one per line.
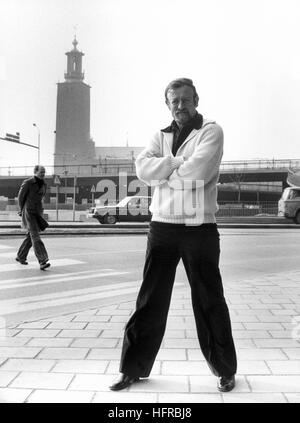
left=0, top=0, right=300, bottom=411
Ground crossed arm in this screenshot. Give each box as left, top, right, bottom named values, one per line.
left=135, top=124, right=223, bottom=189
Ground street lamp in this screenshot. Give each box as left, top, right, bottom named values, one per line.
left=33, top=123, right=40, bottom=165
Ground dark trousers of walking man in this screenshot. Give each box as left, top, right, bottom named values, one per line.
left=120, top=222, right=237, bottom=379
left=17, top=217, right=48, bottom=265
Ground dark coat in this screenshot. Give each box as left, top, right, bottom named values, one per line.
left=18, top=177, right=49, bottom=232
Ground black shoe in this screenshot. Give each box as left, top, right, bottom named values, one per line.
left=15, top=257, right=28, bottom=265
left=217, top=375, right=235, bottom=392
left=40, top=261, right=51, bottom=270
left=109, top=374, right=139, bottom=391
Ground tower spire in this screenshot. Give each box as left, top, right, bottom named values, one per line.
left=64, top=34, right=84, bottom=82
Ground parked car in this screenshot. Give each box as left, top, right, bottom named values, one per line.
left=278, top=186, right=300, bottom=224
left=87, top=196, right=152, bottom=224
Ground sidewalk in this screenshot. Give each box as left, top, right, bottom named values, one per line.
left=0, top=269, right=300, bottom=403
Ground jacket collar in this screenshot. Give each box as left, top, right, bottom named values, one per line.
left=161, top=112, right=203, bottom=133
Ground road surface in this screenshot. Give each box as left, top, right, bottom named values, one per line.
left=0, top=228, right=299, bottom=325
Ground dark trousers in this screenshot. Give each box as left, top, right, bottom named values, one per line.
left=120, top=221, right=237, bottom=378
left=17, top=231, right=48, bottom=264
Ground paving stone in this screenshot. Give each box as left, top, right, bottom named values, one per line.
left=57, top=330, right=101, bottom=338
left=163, top=339, right=199, bottom=348
left=26, top=389, right=93, bottom=403
left=257, top=316, right=292, bottom=323
left=73, top=315, right=111, bottom=322
left=87, top=348, right=122, bottom=360
left=267, top=361, right=300, bottom=374
left=76, top=309, right=98, bottom=315
left=27, top=338, right=74, bottom=347
left=0, top=388, right=32, bottom=403
left=0, top=359, right=55, bottom=372
left=269, top=331, right=294, bottom=339
left=232, top=339, right=256, bottom=349
left=106, top=360, right=160, bottom=375
left=247, top=375, right=300, bottom=392
left=37, top=348, right=89, bottom=360
left=96, top=309, right=131, bottom=316
left=237, top=360, right=271, bottom=375
left=16, top=322, right=51, bottom=329
left=231, top=331, right=270, bottom=339
left=282, top=349, right=300, bottom=359
left=85, top=322, right=125, bottom=330
left=0, top=371, right=19, bottom=387
left=0, top=337, right=31, bottom=347
left=190, top=375, right=250, bottom=393
left=162, top=361, right=211, bottom=375
left=0, top=358, right=7, bottom=366
left=159, top=393, right=222, bottom=403
left=16, top=330, right=61, bottom=338
left=222, top=393, right=287, bottom=403
left=254, top=339, right=299, bottom=348
left=187, top=349, right=209, bottom=361
left=71, top=338, right=119, bottom=348
left=129, top=376, right=189, bottom=393
left=156, top=349, right=187, bottom=361
left=98, top=329, right=122, bottom=338
left=117, top=302, right=135, bottom=309
left=39, top=315, right=76, bottom=322
left=92, top=391, right=157, bottom=403
left=68, top=374, right=113, bottom=391
left=0, top=347, right=42, bottom=358
left=10, top=372, right=74, bottom=390
left=284, top=393, right=300, bottom=403
left=51, top=359, right=108, bottom=374
left=231, top=315, right=259, bottom=322
left=236, top=349, right=288, bottom=360
left=110, top=316, right=130, bottom=323
left=271, top=310, right=298, bottom=315
left=47, top=322, right=88, bottom=330
left=244, top=323, right=284, bottom=330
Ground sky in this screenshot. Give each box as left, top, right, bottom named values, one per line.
left=0, top=0, right=300, bottom=170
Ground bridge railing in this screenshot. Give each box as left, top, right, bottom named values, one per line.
left=0, top=159, right=299, bottom=177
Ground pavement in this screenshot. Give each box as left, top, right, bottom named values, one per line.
left=0, top=267, right=300, bottom=403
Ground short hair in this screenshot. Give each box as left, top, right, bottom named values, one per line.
left=34, top=165, right=45, bottom=174
left=164, top=78, right=199, bottom=103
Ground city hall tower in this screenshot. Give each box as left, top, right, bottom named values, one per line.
left=54, top=37, right=96, bottom=167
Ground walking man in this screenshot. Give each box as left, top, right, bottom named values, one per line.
left=16, top=165, right=50, bottom=270
left=110, top=78, right=237, bottom=393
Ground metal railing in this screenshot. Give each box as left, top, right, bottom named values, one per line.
left=0, top=159, right=300, bottom=177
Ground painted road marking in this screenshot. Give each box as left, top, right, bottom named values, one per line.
left=0, top=280, right=142, bottom=314
left=0, top=270, right=129, bottom=291
left=0, top=258, right=84, bottom=273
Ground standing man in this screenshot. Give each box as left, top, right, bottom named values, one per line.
left=110, top=78, right=237, bottom=393
left=16, top=165, right=51, bottom=270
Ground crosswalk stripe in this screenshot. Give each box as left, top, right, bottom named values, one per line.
left=0, top=270, right=129, bottom=291
left=0, top=268, right=115, bottom=285
left=0, top=245, right=14, bottom=250
left=0, top=252, right=22, bottom=258
left=0, top=280, right=142, bottom=313
left=0, top=258, right=84, bottom=273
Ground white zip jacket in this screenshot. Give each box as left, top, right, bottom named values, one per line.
left=135, top=118, right=223, bottom=225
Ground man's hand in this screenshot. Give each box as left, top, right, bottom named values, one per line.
left=18, top=211, right=22, bottom=217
